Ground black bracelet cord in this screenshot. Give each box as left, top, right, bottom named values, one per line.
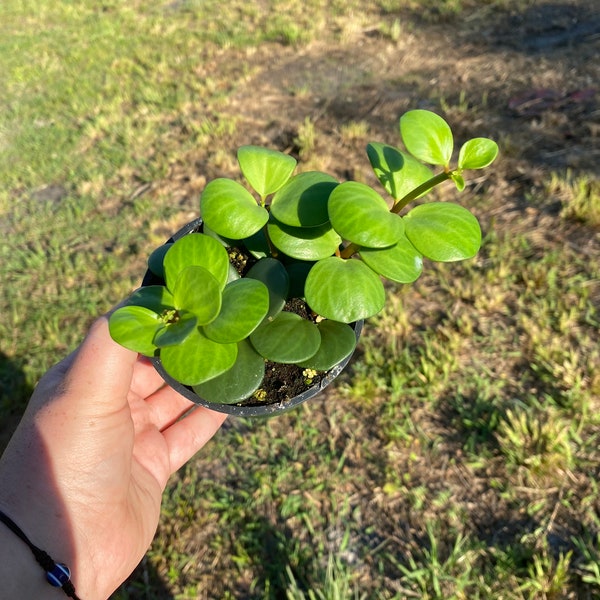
left=0, top=509, right=82, bottom=600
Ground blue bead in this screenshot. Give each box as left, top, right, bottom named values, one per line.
left=46, top=563, right=71, bottom=587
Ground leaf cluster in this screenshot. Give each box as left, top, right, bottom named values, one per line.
left=109, top=110, right=498, bottom=404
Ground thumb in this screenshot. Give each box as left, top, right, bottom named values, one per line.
left=33, top=317, right=139, bottom=417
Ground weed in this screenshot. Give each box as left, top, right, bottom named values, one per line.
left=339, top=121, right=371, bottom=143
left=549, top=171, right=600, bottom=226
left=496, top=406, right=573, bottom=484
left=295, top=117, right=317, bottom=160
left=392, top=522, right=483, bottom=599
left=572, top=533, right=600, bottom=588
left=285, top=553, right=365, bottom=600
left=517, top=547, right=572, bottom=599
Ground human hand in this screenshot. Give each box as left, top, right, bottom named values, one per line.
left=0, top=316, right=227, bottom=599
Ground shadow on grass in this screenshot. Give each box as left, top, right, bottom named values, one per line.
left=237, top=515, right=316, bottom=599
left=0, top=352, right=32, bottom=455
left=114, top=559, right=176, bottom=600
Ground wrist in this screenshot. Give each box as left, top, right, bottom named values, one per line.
left=0, top=519, right=70, bottom=600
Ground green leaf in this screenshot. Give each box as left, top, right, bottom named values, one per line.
left=172, top=266, right=222, bottom=325
left=296, top=320, right=356, bottom=370
left=328, top=181, right=404, bottom=248
left=366, top=143, right=433, bottom=200
left=270, top=171, right=338, bottom=227
left=227, top=262, right=241, bottom=283
left=451, top=171, right=465, bottom=191
left=147, top=243, right=172, bottom=279
left=267, top=217, right=342, bottom=261
left=200, top=178, right=269, bottom=239
left=360, top=233, right=423, bottom=283
left=246, top=258, right=289, bottom=320
left=108, top=306, right=162, bottom=357
left=123, top=286, right=175, bottom=314
left=250, top=312, right=321, bottom=363
left=243, top=228, right=271, bottom=260
left=202, top=224, right=236, bottom=247
left=237, top=145, right=297, bottom=197
left=193, top=339, right=265, bottom=404
left=203, top=278, right=269, bottom=343
left=458, top=137, right=499, bottom=170
left=404, top=202, right=481, bottom=262
left=153, top=313, right=197, bottom=347
left=160, top=327, right=238, bottom=386
left=400, top=109, right=453, bottom=167
left=304, top=257, right=385, bottom=322
left=163, top=233, right=230, bottom=291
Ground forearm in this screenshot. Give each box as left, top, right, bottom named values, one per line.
left=0, top=522, right=71, bottom=600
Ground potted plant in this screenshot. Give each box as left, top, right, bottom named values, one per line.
left=108, top=109, right=498, bottom=416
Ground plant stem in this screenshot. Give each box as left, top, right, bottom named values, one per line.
left=336, top=171, right=454, bottom=260
left=391, top=171, right=452, bottom=214
left=340, top=243, right=359, bottom=259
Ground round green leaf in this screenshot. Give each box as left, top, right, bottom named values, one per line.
left=200, top=178, right=269, bottom=239
left=202, top=224, right=236, bottom=247
left=246, top=258, right=289, bottom=319
left=153, top=312, right=198, bottom=347
left=203, top=278, right=269, bottom=343
left=172, top=265, right=222, bottom=325
left=366, top=143, right=433, bottom=201
left=360, top=233, right=423, bottom=283
left=250, top=312, right=321, bottom=363
left=458, top=137, right=499, bottom=170
left=328, top=181, right=404, bottom=248
left=160, top=327, right=238, bottom=386
left=268, top=217, right=342, bottom=261
left=297, top=320, right=357, bottom=370
left=163, top=233, right=230, bottom=291
left=193, top=339, right=265, bottom=404
left=404, top=202, right=481, bottom=262
left=237, top=145, right=297, bottom=197
left=305, top=257, right=385, bottom=322
left=123, top=286, right=175, bottom=314
left=147, top=243, right=172, bottom=279
left=270, top=171, right=338, bottom=227
left=400, top=109, right=453, bottom=167
left=108, top=305, right=162, bottom=357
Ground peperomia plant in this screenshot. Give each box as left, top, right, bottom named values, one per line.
left=109, top=109, right=498, bottom=406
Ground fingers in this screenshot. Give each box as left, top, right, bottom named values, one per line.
left=143, top=384, right=197, bottom=432
left=162, top=406, right=227, bottom=474
left=130, top=356, right=169, bottom=399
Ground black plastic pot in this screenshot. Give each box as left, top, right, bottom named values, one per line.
left=142, top=218, right=363, bottom=417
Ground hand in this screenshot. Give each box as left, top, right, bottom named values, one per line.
left=0, top=316, right=227, bottom=599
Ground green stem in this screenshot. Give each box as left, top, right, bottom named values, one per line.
left=391, top=171, right=452, bottom=214
left=339, top=171, right=453, bottom=260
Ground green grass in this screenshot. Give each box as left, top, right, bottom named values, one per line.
left=2, top=0, right=600, bottom=598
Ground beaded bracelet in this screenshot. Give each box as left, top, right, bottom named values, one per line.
left=0, top=509, right=82, bottom=599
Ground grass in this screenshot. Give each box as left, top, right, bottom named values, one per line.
left=2, top=0, right=600, bottom=598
